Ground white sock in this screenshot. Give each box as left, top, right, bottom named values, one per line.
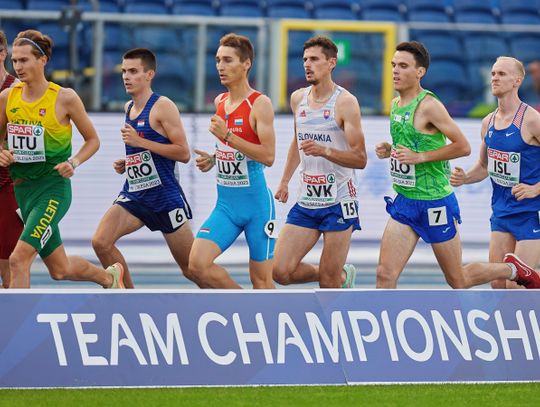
left=507, top=263, right=517, bottom=280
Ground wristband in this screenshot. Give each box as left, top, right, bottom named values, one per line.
left=68, top=158, right=78, bottom=169
left=224, top=130, right=233, bottom=143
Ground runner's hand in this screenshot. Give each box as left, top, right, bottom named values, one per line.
left=113, top=158, right=126, bottom=174
left=194, top=149, right=215, bottom=172
left=0, top=149, right=14, bottom=167
left=512, top=183, right=540, bottom=201
left=395, top=144, right=424, bottom=165
left=121, top=123, right=144, bottom=148
left=375, top=142, right=391, bottom=159
left=300, top=140, right=324, bottom=156
left=54, top=161, right=75, bottom=178
left=209, top=115, right=227, bottom=141
left=450, top=166, right=466, bottom=187
left=274, top=181, right=289, bottom=203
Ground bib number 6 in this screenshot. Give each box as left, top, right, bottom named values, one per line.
left=168, top=207, right=188, bottom=229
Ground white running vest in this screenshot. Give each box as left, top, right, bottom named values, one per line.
left=295, top=85, right=358, bottom=208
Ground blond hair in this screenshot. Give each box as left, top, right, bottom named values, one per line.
left=496, top=56, right=525, bottom=78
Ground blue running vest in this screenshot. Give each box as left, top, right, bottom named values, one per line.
left=485, top=102, right=540, bottom=216
left=120, top=93, right=189, bottom=213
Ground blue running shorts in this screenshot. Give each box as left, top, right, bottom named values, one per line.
left=491, top=210, right=540, bottom=241
left=384, top=193, right=461, bottom=244
left=196, top=189, right=276, bottom=262
left=115, top=195, right=191, bottom=234
left=286, top=201, right=361, bottom=232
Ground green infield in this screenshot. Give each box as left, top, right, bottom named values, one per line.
left=0, top=383, right=538, bottom=406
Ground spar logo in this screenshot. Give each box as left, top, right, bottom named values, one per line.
left=141, top=151, right=151, bottom=162
left=235, top=152, right=245, bottom=161
left=7, top=124, right=33, bottom=136
left=216, top=150, right=236, bottom=161
left=303, top=173, right=335, bottom=185
left=488, top=149, right=520, bottom=164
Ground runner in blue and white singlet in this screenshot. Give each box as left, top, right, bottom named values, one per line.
left=273, top=36, right=367, bottom=289
left=294, top=85, right=359, bottom=222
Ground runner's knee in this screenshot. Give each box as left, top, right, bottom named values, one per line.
left=91, top=233, right=113, bottom=255
left=272, top=263, right=292, bottom=285
left=376, top=264, right=396, bottom=287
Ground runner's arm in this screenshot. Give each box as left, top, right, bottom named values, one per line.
left=396, top=96, right=471, bottom=164
left=210, top=95, right=276, bottom=167
left=323, top=92, right=367, bottom=169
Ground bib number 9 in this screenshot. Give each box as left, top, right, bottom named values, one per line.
left=264, top=220, right=278, bottom=238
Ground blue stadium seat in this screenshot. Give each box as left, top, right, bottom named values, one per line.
left=405, top=0, right=450, bottom=22
left=509, top=35, right=540, bottom=64
left=124, top=0, right=169, bottom=14
left=266, top=0, right=311, bottom=19
left=0, top=20, right=26, bottom=44
left=99, top=24, right=133, bottom=52
left=102, top=50, right=125, bottom=105
left=453, top=0, right=497, bottom=24
left=0, top=0, right=23, bottom=9
left=132, top=27, right=183, bottom=53
left=287, top=30, right=313, bottom=58
left=311, top=0, right=360, bottom=20
left=360, top=0, right=403, bottom=21
left=499, top=0, right=540, bottom=25
left=153, top=53, right=194, bottom=108
left=37, top=22, right=69, bottom=48
left=463, top=34, right=509, bottom=64
left=78, top=0, right=121, bottom=12
left=219, top=0, right=264, bottom=17
left=422, top=61, right=468, bottom=104
left=413, top=33, right=462, bottom=63
left=171, top=0, right=215, bottom=16
left=407, top=9, right=451, bottom=22
left=26, top=0, right=71, bottom=10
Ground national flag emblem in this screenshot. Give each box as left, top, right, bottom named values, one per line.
left=300, top=110, right=306, bottom=117
left=137, top=120, right=145, bottom=127
left=200, top=227, right=210, bottom=233
left=39, top=108, right=46, bottom=116
left=323, top=109, right=330, bottom=119
left=234, top=118, right=243, bottom=126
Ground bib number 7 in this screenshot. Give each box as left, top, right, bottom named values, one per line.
left=427, top=206, right=448, bottom=226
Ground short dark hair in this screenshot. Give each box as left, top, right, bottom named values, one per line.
left=396, top=41, right=430, bottom=71
left=14, top=29, right=53, bottom=61
left=303, top=35, right=338, bottom=60
left=219, top=33, right=254, bottom=65
left=123, top=48, right=156, bottom=71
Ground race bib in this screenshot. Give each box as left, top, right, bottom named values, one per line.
left=340, top=200, right=358, bottom=220
left=390, top=147, right=415, bottom=187
left=299, top=172, right=337, bottom=207
left=264, top=220, right=278, bottom=239
left=7, top=123, right=46, bottom=162
left=168, top=207, right=188, bottom=229
left=428, top=206, right=448, bottom=226
left=487, top=148, right=520, bottom=187
left=215, top=148, right=250, bottom=187
left=126, top=150, right=162, bottom=192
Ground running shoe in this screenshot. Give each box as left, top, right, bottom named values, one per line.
left=106, top=262, right=125, bottom=289
left=341, top=264, right=357, bottom=288
left=504, top=253, right=540, bottom=289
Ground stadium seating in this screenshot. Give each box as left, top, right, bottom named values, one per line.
left=26, top=0, right=71, bottom=11
left=123, top=0, right=169, bottom=15
left=452, top=0, right=498, bottom=24
left=462, top=34, right=509, bottom=64
left=0, top=0, right=23, bottom=9
left=405, top=0, right=451, bottom=23
left=219, top=0, right=264, bottom=18
left=266, top=0, right=311, bottom=19
left=509, top=35, right=540, bottom=64
left=413, top=32, right=462, bottom=63
left=132, top=26, right=183, bottom=53
left=311, top=0, right=359, bottom=20
left=171, top=0, right=215, bottom=16
left=422, top=60, right=468, bottom=104
left=498, top=0, right=540, bottom=25
left=360, top=0, right=403, bottom=22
